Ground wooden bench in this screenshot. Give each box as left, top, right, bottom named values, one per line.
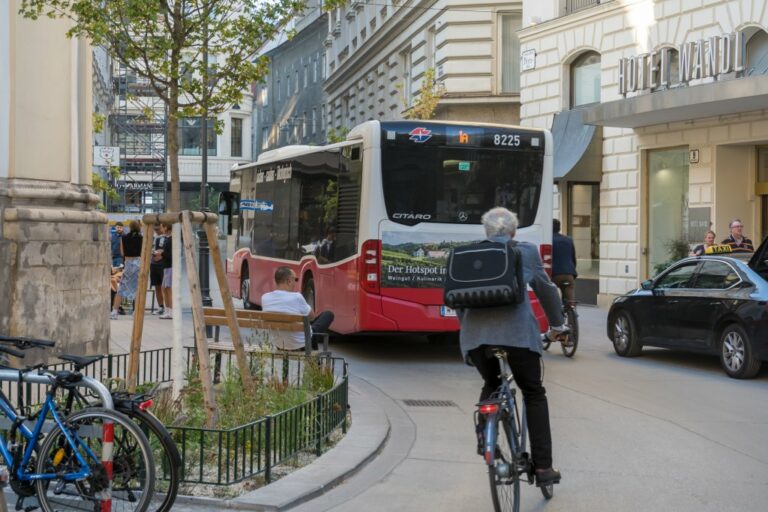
left=202, top=307, right=330, bottom=356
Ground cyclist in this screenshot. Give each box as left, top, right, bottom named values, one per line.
left=552, top=219, right=577, bottom=307
left=458, top=207, right=566, bottom=487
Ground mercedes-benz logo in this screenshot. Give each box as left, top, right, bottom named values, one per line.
left=458, top=212, right=468, bottom=222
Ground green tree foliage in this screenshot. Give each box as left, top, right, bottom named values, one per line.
left=326, top=127, right=349, bottom=144
left=20, top=0, right=343, bottom=211
left=400, top=67, right=444, bottom=120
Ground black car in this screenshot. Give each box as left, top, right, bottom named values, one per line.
left=607, top=242, right=768, bottom=378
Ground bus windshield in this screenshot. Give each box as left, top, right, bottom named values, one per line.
left=381, top=144, right=543, bottom=226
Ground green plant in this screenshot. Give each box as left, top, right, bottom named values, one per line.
left=398, top=67, right=444, bottom=120
left=652, top=238, right=692, bottom=276
left=326, top=127, right=349, bottom=144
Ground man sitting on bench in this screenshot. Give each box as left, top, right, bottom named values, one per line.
left=261, top=266, right=335, bottom=351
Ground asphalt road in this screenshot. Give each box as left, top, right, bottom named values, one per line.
left=169, top=305, right=768, bottom=512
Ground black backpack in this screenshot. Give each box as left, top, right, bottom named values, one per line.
left=443, top=240, right=525, bottom=309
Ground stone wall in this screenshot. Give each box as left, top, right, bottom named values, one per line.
left=0, top=179, right=110, bottom=360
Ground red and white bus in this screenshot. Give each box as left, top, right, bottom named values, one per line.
left=218, top=120, right=553, bottom=335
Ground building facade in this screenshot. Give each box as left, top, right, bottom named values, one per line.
left=253, top=6, right=329, bottom=158
left=324, top=0, right=526, bottom=131
left=520, top=0, right=768, bottom=305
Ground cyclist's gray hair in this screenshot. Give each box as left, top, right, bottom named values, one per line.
left=482, top=207, right=518, bottom=238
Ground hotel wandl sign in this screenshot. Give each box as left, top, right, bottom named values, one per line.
left=618, top=32, right=745, bottom=97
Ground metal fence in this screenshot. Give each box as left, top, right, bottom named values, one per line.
left=0, top=348, right=173, bottom=407
left=566, top=0, right=601, bottom=14
left=175, top=348, right=348, bottom=485
left=0, top=346, right=349, bottom=486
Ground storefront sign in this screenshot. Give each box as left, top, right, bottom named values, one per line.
left=117, top=181, right=152, bottom=191
left=618, top=32, right=745, bottom=96
left=688, top=207, right=711, bottom=244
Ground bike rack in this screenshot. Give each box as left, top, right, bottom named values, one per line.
left=0, top=371, right=114, bottom=410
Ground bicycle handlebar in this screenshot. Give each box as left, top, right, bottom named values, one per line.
left=0, top=345, right=25, bottom=359
left=0, top=335, right=56, bottom=349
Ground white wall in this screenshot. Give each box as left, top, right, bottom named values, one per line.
left=0, top=3, right=10, bottom=179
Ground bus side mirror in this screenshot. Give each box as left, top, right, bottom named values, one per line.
left=218, top=192, right=239, bottom=235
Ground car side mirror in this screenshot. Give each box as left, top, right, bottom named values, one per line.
left=640, top=279, right=653, bottom=290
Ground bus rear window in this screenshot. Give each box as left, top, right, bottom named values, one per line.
left=381, top=145, right=544, bottom=226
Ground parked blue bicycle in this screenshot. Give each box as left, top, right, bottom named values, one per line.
left=476, top=348, right=554, bottom=512
left=0, top=335, right=155, bottom=512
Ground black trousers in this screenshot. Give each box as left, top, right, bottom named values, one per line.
left=468, top=346, right=553, bottom=469
left=311, top=311, right=334, bottom=334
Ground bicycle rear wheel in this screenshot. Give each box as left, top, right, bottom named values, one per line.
left=35, top=407, right=155, bottom=512
left=122, top=408, right=181, bottom=512
left=488, top=411, right=520, bottom=512
left=561, top=308, right=579, bottom=358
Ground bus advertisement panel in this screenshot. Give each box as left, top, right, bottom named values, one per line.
left=222, top=120, right=553, bottom=335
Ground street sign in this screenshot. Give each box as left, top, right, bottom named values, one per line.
left=93, top=146, right=120, bottom=167
left=521, top=49, right=536, bottom=71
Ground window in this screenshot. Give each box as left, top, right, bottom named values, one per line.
left=277, top=80, right=281, bottom=101
left=260, top=85, right=268, bottom=106
left=746, top=29, right=768, bottom=76
left=648, top=148, right=689, bottom=273
left=312, top=59, right=318, bottom=83
left=304, top=65, right=309, bottom=87
left=231, top=118, right=243, bottom=157
left=655, top=262, right=698, bottom=289
left=321, top=103, right=326, bottom=131
left=312, top=108, right=317, bottom=134
left=692, top=261, right=741, bottom=289
left=380, top=126, right=544, bottom=227
left=302, top=112, right=308, bottom=140
left=500, top=14, right=522, bottom=93
left=178, top=117, right=216, bottom=156
left=321, top=53, right=326, bottom=79
left=295, top=71, right=299, bottom=93
left=570, top=51, right=601, bottom=107
left=261, top=126, right=269, bottom=150
left=400, top=48, right=412, bottom=105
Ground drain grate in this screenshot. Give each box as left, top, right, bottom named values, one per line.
left=402, top=399, right=457, bottom=407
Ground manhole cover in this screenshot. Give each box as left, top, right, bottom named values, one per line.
left=402, top=399, right=457, bottom=407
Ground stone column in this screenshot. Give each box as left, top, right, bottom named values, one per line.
left=0, top=2, right=110, bottom=358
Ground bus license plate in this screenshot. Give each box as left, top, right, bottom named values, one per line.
left=440, top=306, right=457, bottom=317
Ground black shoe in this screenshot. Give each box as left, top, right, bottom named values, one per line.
left=535, top=467, right=561, bottom=487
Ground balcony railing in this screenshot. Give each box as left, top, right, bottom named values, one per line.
left=566, top=0, right=601, bottom=14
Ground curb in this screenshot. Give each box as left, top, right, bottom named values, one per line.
left=172, top=376, right=391, bottom=511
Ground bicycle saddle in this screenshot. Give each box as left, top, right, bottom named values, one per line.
left=58, top=354, right=105, bottom=369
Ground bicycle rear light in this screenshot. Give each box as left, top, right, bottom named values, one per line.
left=478, top=403, right=499, bottom=415
left=138, top=399, right=154, bottom=411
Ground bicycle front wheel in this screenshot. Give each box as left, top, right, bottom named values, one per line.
left=561, top=308, right=579, bottom=358
left=488, top=411, right=520, bottom=512
left=35, top=407, right=155, bottom=512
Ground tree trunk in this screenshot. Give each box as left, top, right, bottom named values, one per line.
left=167, top=94, right=180, bottom=212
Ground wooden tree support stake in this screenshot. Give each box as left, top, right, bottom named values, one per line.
left=204, top=222, right=255, bottom=393
left=180, top=211, right=219, bottom=427
left=128, top=223, right=154, bottom=392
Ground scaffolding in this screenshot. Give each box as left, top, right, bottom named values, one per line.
left=109, top=61, right=168, bottom=213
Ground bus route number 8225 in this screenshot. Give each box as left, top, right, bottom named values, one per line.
left=493, top=133, right=521, bottom=147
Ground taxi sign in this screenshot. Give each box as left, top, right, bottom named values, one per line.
left=704, top=244, right=732, bottom=254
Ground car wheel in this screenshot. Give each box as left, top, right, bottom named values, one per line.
left=302, top=277, right=316, bottom=311
left=612, top=311, right=642, bottom=357
left=720, top=324, right=762, bottom=379
left=241, top=269, right=255, bottom=310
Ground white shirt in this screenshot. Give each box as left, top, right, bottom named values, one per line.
left=261, top=290, right=312, bottom=350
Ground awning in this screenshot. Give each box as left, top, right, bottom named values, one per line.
left=581, top=74, right=768, bottom=128
left=551, top=109, right=597, bottom=180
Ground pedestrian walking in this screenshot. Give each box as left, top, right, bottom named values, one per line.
left=150, top=224, right=167, bottom=315
left=551, top=219, right=577, bottom=305
left=721, top=219, right=754, bottom=253
left=110, top=222, right=125, bottom=267
left=159, top=224, right=174, bottom=319
left=111, top=220, right=143, bottom=319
